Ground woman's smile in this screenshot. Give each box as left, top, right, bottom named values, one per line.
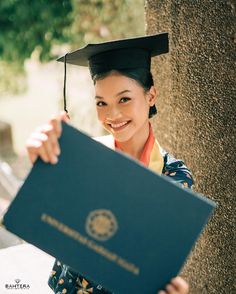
left=108, top=120, right=132, bottom=132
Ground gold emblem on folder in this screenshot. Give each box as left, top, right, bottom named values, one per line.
left=85, top=209, right=118, bottom=241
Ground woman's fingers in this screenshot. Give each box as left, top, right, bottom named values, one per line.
left=39, top=124, right=61, bottom=160
left=26, top=112, right=70, bottom=165
left=59, top=111, right=70, bottom=123
left=41, top=134, right=58, bottom=164
left=49, top=116, right=62, bottom=138
left=26, top=138, right=49, bottom=164
left=50, top=130, right=61, bottom=156
left=157, top=277, right=189, bottom=294
left=170, top=277, right=189, bottom=293
left=26, top=141, right=39, bottom=164
left=26, top=126, right=58, bottom=164
left=37, top=127, right=59, bottom=164
left=165, top=283, right=178, bottom=294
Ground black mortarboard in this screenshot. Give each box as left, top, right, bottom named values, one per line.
left=57, top=33, right=169, bottom=113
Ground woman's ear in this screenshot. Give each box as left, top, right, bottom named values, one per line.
left=147, top=86, right=157, bottom=107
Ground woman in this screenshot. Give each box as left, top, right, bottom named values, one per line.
left=26, top=33, right=193, bottom=294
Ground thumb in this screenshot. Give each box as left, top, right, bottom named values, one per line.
left=59, top=111, right=70, bottom=123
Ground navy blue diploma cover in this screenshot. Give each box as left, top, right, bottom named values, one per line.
left=2, top=123, right=216, bottom=293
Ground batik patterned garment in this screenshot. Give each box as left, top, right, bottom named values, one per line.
left=48, top=125, right=194, bottom=293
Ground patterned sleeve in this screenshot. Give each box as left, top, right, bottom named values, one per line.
left=48, top=259, right=113, bottom=293
left=161, top=151, right=194, bottom=189
left=48, top=259, right=63, bottom=291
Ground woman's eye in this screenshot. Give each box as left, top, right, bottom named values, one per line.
left=120, top=97, right=131, bottom=103
left=96, top=101, right=106, bottom=107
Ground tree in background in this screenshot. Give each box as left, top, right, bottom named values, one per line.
left=0, top=0, right=73, bottom=95
left=70, top=0, right=145, bottom=46
left=0, top=0, right=144, bottom=95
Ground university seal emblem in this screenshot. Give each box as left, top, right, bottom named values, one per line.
left=85, top=209, right=118, bottom=241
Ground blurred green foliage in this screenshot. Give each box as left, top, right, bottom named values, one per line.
left=70, top=0, right=145, bottom=47
left=0, top=0, right=73, bottom=64
left=0, top=0, right=145, bottom=95
left=0, top=0, right=73, bottom=95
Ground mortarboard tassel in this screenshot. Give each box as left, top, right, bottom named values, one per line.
left=63, top=53, right=69, bottom=117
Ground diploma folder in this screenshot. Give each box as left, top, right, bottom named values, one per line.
left=2, top=123, right=216, bottom=293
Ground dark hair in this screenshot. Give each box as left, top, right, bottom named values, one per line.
left=92, top=68, right=157, bottom=118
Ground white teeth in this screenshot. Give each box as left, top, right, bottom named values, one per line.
left=110, top=121, right=128, bottom=128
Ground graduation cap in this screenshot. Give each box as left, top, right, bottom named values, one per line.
left=57, top=32, right=169, bottom=114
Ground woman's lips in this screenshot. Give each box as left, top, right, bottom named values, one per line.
left=108, top=120, right=131, bottom=132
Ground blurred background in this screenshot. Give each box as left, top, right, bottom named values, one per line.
left=0, top=0, right=145, bottom=216
left=0, top=2, right=145, bottom=292
left=0, top=2, right=235, bottom=293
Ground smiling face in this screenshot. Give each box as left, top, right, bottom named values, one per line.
left=94, top=71, right=156, bottom=143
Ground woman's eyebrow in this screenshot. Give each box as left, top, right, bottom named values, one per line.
left=95, top=95, right=104, bottom=99
left=116, top=90, right=131, bottom=96
left=95, top=90, right=131, bottom=99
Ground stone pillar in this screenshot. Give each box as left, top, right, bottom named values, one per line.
left=145, top=1, right=235, bottom=293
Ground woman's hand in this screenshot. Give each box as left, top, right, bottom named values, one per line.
left=26, top=112, right=70, bottom=165
left=158, top=277, right=189, bottom=294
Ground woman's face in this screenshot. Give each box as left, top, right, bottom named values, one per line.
left=94, top=72, right=156, bottom=142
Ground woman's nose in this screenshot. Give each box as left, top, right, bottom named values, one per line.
left=106, top=106, right=122, bottom=120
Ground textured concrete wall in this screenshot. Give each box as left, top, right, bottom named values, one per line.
left=145, top=1, right=235, bottom=293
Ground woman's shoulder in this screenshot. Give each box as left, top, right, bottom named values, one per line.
left=160, top=147, right=194, bottom=189
left=92, top=135, right=194, bottom=189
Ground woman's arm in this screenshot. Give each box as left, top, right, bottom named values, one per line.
left=160, top=152, right=193, bottom=294
left=162, top=152, right=194, bottom=189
